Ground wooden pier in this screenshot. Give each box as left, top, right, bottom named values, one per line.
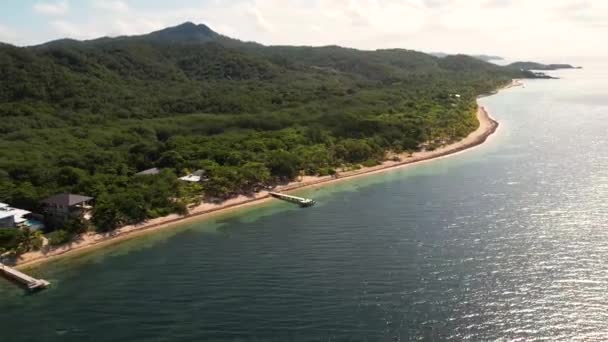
left=0, top=262, right=50, bottom=291
left=269, top=192, right=315, bottom=207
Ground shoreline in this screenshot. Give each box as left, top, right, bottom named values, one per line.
left=12, top=84, right=514, bottom=269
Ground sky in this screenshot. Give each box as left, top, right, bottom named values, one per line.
left=0, top=0, right=604, bottom=59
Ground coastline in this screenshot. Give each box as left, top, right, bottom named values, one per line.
left=13, top=84, right=513, bottom=269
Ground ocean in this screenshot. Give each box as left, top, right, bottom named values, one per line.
left=1, top=61, right=607, bottom=341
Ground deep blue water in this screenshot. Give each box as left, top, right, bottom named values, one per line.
left=2, top=64, right=607, bottom=341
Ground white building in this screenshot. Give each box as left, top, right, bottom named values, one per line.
left=0, top=203, right=31, bottom=229
left=179, top=170, right=207, bottom=182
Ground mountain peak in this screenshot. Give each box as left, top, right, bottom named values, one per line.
left=145, top=22, right=219, bottom=43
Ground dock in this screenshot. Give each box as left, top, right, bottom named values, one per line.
left=269, top=192, right=316, bottom=207
left=0, top=262, right=50, bottom=291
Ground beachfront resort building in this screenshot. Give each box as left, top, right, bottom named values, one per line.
left=42, top=194, right=94, bottom=227
left=0, top=203, right=29, bottom=228
left=0, top=203, right=44, bottom=230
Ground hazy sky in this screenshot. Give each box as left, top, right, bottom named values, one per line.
left=0, top=0, right=603, bottom=59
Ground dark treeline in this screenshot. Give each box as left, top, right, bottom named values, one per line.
left=0, top=22, right=535, bottom=245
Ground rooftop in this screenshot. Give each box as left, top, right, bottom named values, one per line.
left=0, top=202, right=31, bottom=221
left=179, top=169, right=207, bottom=182
left=135, top=167, right=161, bottom=176
left=179, top=175, right=201, bottom=182
left=42, top=194, right=94, bottom=207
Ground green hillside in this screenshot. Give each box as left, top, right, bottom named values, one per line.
left=0, top=22, right=536, bottom=238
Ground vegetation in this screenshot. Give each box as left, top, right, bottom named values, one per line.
left=431, top=52, right=503, bottom=62
left=0, top=22, right=539, bottom=252
left=0, top=228, right=43, bottom=256
left=506, top=61, right=579, bottom=70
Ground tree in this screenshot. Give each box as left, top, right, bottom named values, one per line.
left=267, top=150, right=300, bottom=180
left=92, top=194, right=121, bottom=232
left=333, top=139, right=378, bottom=164
left=296, top=145, right=332, bottom=175
left=115, top=191, right=148, bottom=223
left=204, top=165, right=240, bottom=199
left=240, top=162, right=271, bottom=191
left=56, top=166, right=87, bottom=187
left=0, top=228, right=20, bottom=251
left=8, top=182, right=39, bottom=211
left=12, top=228, right=43, bottom=255
left=47, top=230, right=73, bottom=246
left=0, top=27, right=528, bottom=232
left=63, top=217, right=89, bottom=235
left=158, top=150, right=185, bottom=170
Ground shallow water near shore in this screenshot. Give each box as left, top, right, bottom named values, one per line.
left=3, top=62, right=608, bottom=341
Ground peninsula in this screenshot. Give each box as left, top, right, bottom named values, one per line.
left=506, top=61, right=582, bottom=71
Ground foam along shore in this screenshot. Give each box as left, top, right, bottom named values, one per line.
left=12, top=85, right=513, bottom=269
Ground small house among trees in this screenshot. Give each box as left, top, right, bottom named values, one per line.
left=179, top=169, right=207, bottom=182
left=42, top=194, right=94, bottom=228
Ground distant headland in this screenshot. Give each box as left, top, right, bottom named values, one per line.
left=506, top=61, right=582, bottom=71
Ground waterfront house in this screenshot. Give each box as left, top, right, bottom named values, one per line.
left=42, top=194, right=94, bottom=227
left=0, top=203, right=44, bottom=230
left=0, top=203, right=29, bottom=228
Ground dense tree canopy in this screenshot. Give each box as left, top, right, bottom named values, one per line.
left=0, top=22, right=537, bottom=245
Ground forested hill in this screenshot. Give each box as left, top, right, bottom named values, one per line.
left=506, top=61, right=581, bottom=71
left=430, top=52, right=503, bottom=62
left=1, top=22, right=536, bottom=234
left=1, top=22, right=531, bottom=133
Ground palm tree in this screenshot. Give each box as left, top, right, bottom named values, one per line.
left=15, top=228, right=43, bottom=255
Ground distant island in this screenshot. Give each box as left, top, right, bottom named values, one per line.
left=430, top=52, right=504, bottom=62
left=0, top=22, right=556, bottom=263
left=506, top=61, right=582, bottom=71
left=430, top=55, right=581, bottom=71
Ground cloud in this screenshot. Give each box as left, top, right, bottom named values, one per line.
left=50, top=19, right=78, bottom=35
left=6, top=0, right=608, bottom=58
left=422, top=0, right=453, bottom=9
left=553, top=2, right=608, bottom=27
left=343, top=1, right=372, bottom=27
left=92, top=0, right=129, bottom=13
left=108, top=17, right=167, bottom=37
left=0, top=24, right=18, bottom=43
left=33, top=0, right=69, bottom=16
left=482, top=0, right=513, bottom=8
left=249, top=6, right=275, bottom=32
left=49, top=19, right=107, bottom=40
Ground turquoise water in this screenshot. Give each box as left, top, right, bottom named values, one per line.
left=24, top=218, right=44, bottom=231
left=2, top=63, right=608, bottom=341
